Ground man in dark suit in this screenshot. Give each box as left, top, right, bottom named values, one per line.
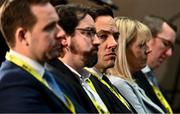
left=46, top=4, right=107, bottom=113
left=133, top=15, right=177, bottom=113
left=0, top=0, right=74, bottom=112
left=84, top=7, right=135, bottom=113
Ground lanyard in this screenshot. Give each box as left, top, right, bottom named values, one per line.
left=86, top=79, right=110, bottom=114
left=5, top=52, right=76, bottom=114
left=85, top=68, right=131, bottom=110
left=151, top=84, right=173, bottom=113
left=146, top=77, right=172, bottom=114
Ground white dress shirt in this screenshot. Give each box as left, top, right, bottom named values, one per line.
left=10, top=50, right=45, bottom=77
left=64, top=65, right=108, bottom=112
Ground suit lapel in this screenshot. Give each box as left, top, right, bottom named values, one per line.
left=46, top=59, right=98, bottom=113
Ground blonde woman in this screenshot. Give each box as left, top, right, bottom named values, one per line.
left=107, top=17, right=165, bottom=113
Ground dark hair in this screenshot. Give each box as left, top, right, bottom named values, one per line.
left=142, top=15, right=177, bottom=37
left=56, top=4, right=93, bottom=35
left=50, top=0, right=67, bottom=6
left=90, top=6, right=114, bottom=21
left=0, top=0, right=49, bottom=48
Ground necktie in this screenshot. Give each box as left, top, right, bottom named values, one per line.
left=43, top=70, right=67, bottom=104
left=146, top=71, right=159, bottom=88
left=85, top=79, right=109, bottom=113
left=102, top=75, right=114, bottom=86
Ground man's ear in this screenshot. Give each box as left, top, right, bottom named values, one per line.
left=15, top=27, right=29, bottom=46
left=58, top=36, right=71, bottom=57
left=61, top=35, right=71, bottom=47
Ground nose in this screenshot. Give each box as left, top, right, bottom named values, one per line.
left=165, top=48, right=173, bottom=57
left=145, top=43, right=152, bottom=55
left=107, top=36, right=117, bottom=49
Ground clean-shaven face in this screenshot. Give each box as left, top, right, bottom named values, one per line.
left=95, top=15, right=119, bottom=71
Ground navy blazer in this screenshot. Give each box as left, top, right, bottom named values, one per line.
left=0, top=60, right=71, bottom=113
left=133, top=70, right=168, bottom=113
left=46, top=59, right=98, bottom=113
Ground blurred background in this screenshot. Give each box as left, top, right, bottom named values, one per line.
left=0, top=0, right=180, bottom=112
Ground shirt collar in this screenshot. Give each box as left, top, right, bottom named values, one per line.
left=79, top=68, right=91, bottom=82
left=88, top=67, right=104, bottom=79
left=10, top=50, right=44, bottom=77
left=141, top=65, right=151, bottom=74
left=63, top=63, right=82, bottom=78
left=63, top=63, right=91, bottom=83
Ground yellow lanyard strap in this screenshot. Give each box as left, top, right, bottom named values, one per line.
left=86, top=79, right=110, bottom=114
left=85, top=68, right=131, bottom=110
left=152, top=86, right=173, bottom=114
left=5, top=52, right=76, bottom=114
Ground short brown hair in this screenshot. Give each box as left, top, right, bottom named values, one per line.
left=142, top=15, right=177, bottom=37
left=0, top=0, right=49, bottom=48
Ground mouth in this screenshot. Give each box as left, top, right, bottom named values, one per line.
left=106, top=52, right=116, bottom=56
left=159, top=58, right=164, bottom=63
left=105, top=53, right=116, bottom=60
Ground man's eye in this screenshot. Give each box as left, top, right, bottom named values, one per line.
left=81, top=30, right=94, bottom=37
left=86, top=31, right=92, bottom=36
left=97, top=34, right=108, bottom=39
left=163, top=41, right=170, bottom=47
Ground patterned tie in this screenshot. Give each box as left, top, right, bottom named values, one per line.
left=43, top=70, right=67, bottom=104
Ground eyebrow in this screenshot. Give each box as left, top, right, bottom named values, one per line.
left=96, top=30, right=120, bottom=36
left=97, top=30, right=111, bottom=34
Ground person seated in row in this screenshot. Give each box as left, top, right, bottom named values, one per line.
left=107, top=16, right=165, bottom=113
left=83, top=7, right=136, bottom=113
left=133, top=15, right=177, bottom=114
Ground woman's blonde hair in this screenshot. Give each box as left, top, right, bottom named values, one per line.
left=107, top=16, right=152, bottom=82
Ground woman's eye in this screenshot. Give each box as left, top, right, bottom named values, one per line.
left=139, top=43, right=145, bottom=48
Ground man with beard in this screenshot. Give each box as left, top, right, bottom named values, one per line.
left=46, top=4, right=109, bottom=113
left=83, top=7, right=136, bottom=113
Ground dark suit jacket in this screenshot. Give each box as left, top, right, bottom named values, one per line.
left=46, top=59, right=98, bottom=113
left=89, top=75, right=135, bottom=113
left=0, top=60, right=71, bottom=113
left=133, top=70, right=168, bottom=113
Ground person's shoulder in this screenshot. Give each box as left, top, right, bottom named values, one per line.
left=109, top=75, right=127, bottom=84
left=109, top=75, right=131, bottom=89
left=0, top=60, right=40, bottom=87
